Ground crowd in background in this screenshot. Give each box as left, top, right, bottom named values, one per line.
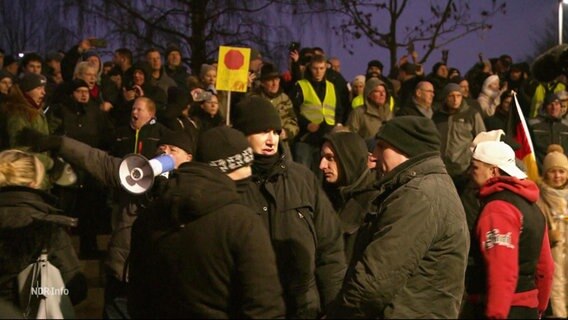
left=0, top=37, right=567, bottom=319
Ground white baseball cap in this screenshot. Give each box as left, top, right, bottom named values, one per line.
left=472, top=141, right=527, bottom=179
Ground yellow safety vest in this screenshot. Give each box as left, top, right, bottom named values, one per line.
left=352, top=94, right=395, bottom=112
left=298, top=79, right=336, bottom=125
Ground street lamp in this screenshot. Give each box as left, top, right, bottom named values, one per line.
left=560, top=0, right=568, bottom=44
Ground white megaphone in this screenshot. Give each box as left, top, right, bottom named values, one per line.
left=118, top=153, right=175, bottom=194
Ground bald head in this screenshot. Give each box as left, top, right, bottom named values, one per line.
left=414, top=81, right=435, bottom=108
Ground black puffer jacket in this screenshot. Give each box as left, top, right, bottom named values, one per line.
left=238, top=151, right=346, bottom=319
left=128, top=163, right=285, bottom=319
left=0, top=186, right=86, bottom=307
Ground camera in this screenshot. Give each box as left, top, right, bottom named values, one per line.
left=289, top=42, right=300, bottom=52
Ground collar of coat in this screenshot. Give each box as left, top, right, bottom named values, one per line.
left=252, top=148, right=290, bottom=183
left=373, top=152, right=445, bottom=204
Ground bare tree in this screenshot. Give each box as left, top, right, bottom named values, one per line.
left=66, top=0, right=311, bottom=74
left=329, top=0, right=507, bottom=71
left=0, top=1, right=78, bottom=55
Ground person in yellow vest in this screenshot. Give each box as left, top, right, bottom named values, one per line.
left=290, top=54, right=344, bottom=177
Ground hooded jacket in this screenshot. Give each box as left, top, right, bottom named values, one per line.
left=322, top=132, right=378, bottom=263
left=346, top=78, right=393, bottom=140
left=477, top=75, right=502, bottom=118
left=128, top=163, right=285, bottom=318
left=238, top=149, right=346, bottom=319
left=472, top=177, right=554, bottom=319
left=0, top=186, right=86, bottom=307
left=329, top=153, right=469, bottom=319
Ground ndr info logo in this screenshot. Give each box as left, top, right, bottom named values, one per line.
left=31, top=286, right=69, bottom=296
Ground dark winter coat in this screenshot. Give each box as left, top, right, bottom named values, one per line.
left=128, top=162, right=285, bottom=319
left=165, top=65, right=189, bottom=88
left=47, top=99, right=113, bottom=151
left=395, top=97, right=433, bottom=119
left=0, top=186, right=87, bottom=307
left=238, top=151, right=346, bottom=319
left=322, top=132, right=379, bottom=263
left=111, top=119, right=172, bottom=160
left=329, top=153, right=470, bottom=319
left=529, top=114, right=568, bottom=171
left=57, top=137, right=148, bottom=282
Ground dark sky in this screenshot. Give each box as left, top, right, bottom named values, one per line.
left=321, top=0, right=551, bottom=81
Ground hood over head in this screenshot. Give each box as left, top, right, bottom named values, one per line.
left=323, top=131, right=370, bottom=187
left=363, top=77, right=387, bottom=106
left=158, top=162, right=242, bottom=223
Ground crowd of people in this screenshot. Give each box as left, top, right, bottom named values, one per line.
left=0, top=37, right=567, bottom=319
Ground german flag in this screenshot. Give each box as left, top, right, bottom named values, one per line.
left=507, top=91, right=539, bottom=181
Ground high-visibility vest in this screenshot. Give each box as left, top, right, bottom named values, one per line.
left=298, top=79, right=336, bottom=125
left=352, top=94, right=395, bottom=112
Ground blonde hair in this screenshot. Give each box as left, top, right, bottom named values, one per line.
left=0, top=149, right=45, bottom=188
left=73, top=61, right=97, bottom=80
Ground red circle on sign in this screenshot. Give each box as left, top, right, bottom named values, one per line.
left=224, top=50, right=244, bottom=70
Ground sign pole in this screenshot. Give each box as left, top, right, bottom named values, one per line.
left=226, top=91, right=231, bottom=126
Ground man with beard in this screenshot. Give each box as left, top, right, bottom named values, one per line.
left=232, top=96, right=346, bottom=319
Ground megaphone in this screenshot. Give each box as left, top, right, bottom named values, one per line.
left=118, top=153, right=175, bottom=194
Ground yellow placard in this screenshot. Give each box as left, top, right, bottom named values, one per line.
left=216, top=46, right=251, bottom=92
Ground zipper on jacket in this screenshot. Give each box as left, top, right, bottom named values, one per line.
left=297, top=210, right=318, bottom=248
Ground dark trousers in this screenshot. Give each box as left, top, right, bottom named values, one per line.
left=103, top=276, right=130, bottom=319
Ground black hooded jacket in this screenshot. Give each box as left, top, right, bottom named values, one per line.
left=128, top=162, right=285, bottom=319
left=0, top=186, right=86, bottom=307
left=237, top=148, right=346, bottom=319
left=322, top=132, right=379, bottom=263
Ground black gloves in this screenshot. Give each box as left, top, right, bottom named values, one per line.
left=16, top=128, right=63, bottom=153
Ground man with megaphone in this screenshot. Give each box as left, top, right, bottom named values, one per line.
left=128, top=126, right=286, bottom=318
left=17, top=124, right=193, bottom=318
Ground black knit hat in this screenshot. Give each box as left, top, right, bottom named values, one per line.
left=158, top=131, right=194, bottom=155
left=375, top=116, right=441, bottom=158
left=18, top=73, right=46, bottom=92
left=367, top=59, right=384, bottom=71
left=232, top=96, right=282, bottom=136
left=68, top=79, right=89, bottom=94
left=197, top=126, right=254, bottom=173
